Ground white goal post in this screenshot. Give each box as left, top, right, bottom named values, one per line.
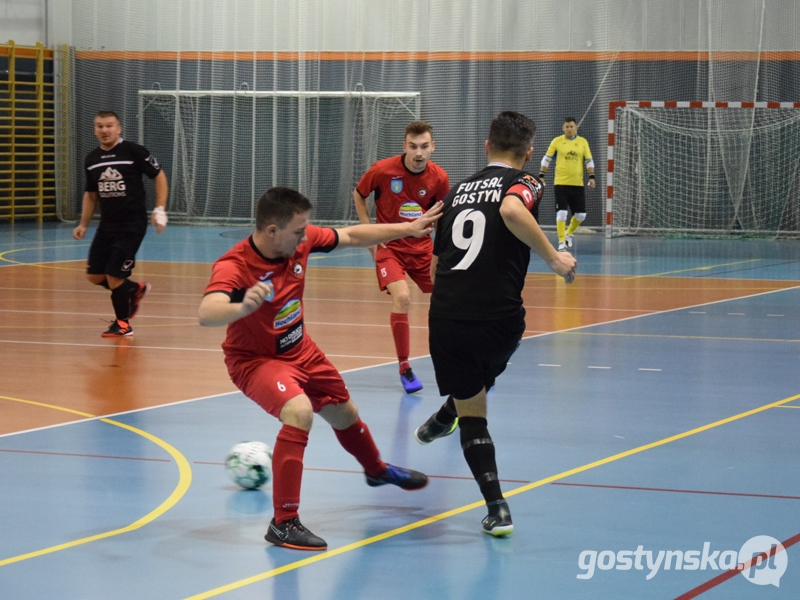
left=137, top=89, right=421, bottom=225
left=606, top=100, right=800, bottom=238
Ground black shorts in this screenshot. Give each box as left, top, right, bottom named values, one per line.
left=87, top=228, right=146, bottom=279
left=554, top=185, right=586, bottom=214
left=428, top=311, right=525, bottom=400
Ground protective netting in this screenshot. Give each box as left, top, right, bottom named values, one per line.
left=611, top=105, right=800, bottom=237
left=52, top=0, right=800, bottom=230
left=138, top=91, right=417, bottom=224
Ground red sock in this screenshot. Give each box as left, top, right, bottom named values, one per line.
left=390, top=312, right=410, bottom=372
left=333, top=419, right=386, bottom=477
left=272, top=424, right=308, bottom=524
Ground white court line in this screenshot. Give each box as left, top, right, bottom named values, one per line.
left=0, top=309, right=197, bottom=320
left=0, top=391, right=239, bottom=440
left=0, top=289, right=649, bottom=313
left=0, top=339, right=222, bottom=352
left=0, top=339, right=395, bottom=360
left=3, top=284, right=798, bottom=442
left=0, top=286, right=201, bottom=297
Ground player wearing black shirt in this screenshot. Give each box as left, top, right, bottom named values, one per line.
left=414, top=111, right=577, bottom=536
left=73, top=111, right=169, bottom=337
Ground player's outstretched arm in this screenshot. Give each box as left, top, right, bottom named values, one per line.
left=198, top=281, right=273, bottom=327
left=499, top=195, right=576, bottom=284
left=336, top=201, right=443, bottom=248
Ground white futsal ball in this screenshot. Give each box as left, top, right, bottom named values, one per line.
left=225, top=441, right=273, bottom=489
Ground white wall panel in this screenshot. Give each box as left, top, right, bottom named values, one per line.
left=0, top=0, right=46, bottom=45
left=14, top=0, right=799, bottom=52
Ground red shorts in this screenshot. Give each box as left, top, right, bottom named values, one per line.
left=225, top=341, right=350, bottom=419
left=375, top=246, right=434, bottom=293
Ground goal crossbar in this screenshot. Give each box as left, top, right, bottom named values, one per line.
left=135, top=89, right=422, bottom=225
left=606, top=100, right=800, bottom=238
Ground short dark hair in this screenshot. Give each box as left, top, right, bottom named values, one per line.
left=564, top=116, right=577, bottom=124
left=255, top=187, right=313, bottom=231
left=95, top=110, right=120, bottom=121
left=405, top=121, right=433, bottom=138
left=488, top=111, right=536, bottom=158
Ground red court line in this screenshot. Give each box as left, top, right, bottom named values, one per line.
left=0, top=448, right=171, bottom=462
left=552, top=481, right=800, bottom=597
left=675, top=531, right=800, bottom=599
left=195, top=461, right=529, bottom=483
left=551, top=481, right=800, bottom=501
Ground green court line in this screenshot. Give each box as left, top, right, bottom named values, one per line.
left=0, top=395, right=193, bottom=567
left=183, top=392, right=800, bottom=599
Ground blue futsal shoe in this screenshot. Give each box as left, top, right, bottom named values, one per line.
left=401, top=368, right=423, bottom=393
left=366, top=464, right=428, bottom=490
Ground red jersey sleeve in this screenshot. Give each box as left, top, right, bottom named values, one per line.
left=356, top=163, right=380, bottom=199
left=305, top=224, right=339, bottom=253
left=415, top=164, right=450, bottom=210
left=204, top=252, right=247, bottom=298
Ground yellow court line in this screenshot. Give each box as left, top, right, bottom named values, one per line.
left=0, top=395, right=192, bottom=567
left=183, top=392, right=800, bottom=600
left=561, top=331, right=800, bottom=343
left=623, top=259, right=763, bottom=280
left=0, top=250, right=212, bottom=280
left=0, top=247, right=89, bottom=272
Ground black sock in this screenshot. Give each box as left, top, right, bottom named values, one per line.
left=110, top=279, right=137, bottom=321
left=435, top=396, right=457, bottom=424
left=459, top=416, right=503, bottom=504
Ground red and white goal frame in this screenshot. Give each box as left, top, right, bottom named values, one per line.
left=605, top=100, right=800, bottom=238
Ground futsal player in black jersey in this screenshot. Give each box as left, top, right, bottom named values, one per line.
left=414, top=111, right=577, bottom=536
left=73, top=111, right=169, bottom=337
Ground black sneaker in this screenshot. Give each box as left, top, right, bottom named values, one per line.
left=264, top=517, right=327, bottom=551
left=129, top=282, right=151, bottom=319
left=366, top=464, right=428, bottom=490
left=102, top=319, right=133, bottom=338
left=414, top=414, right=458, bottom=445
left=401, top=368, right=423, bottom=393
left=482, top=500, right=513, bottom=537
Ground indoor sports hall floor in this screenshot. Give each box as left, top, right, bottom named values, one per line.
left=1, top=223, right=799, bottom=599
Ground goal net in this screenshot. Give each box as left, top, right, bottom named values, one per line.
left=608, top=101, right=800, bottom=238
left=138, top=90, right=419, bottom=225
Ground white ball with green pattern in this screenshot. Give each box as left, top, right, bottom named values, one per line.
left=225, top=441, right=273, bottom=489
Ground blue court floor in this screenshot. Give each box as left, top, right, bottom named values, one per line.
left=1, top=223, right=799, bottom=599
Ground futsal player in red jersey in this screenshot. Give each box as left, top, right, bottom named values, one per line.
left=354, top=122, right=450, bottom=394
left=199, top=186, right=442, bottom=551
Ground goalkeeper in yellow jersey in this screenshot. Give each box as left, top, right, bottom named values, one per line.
left=538, top=116, right=595, bottom=251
